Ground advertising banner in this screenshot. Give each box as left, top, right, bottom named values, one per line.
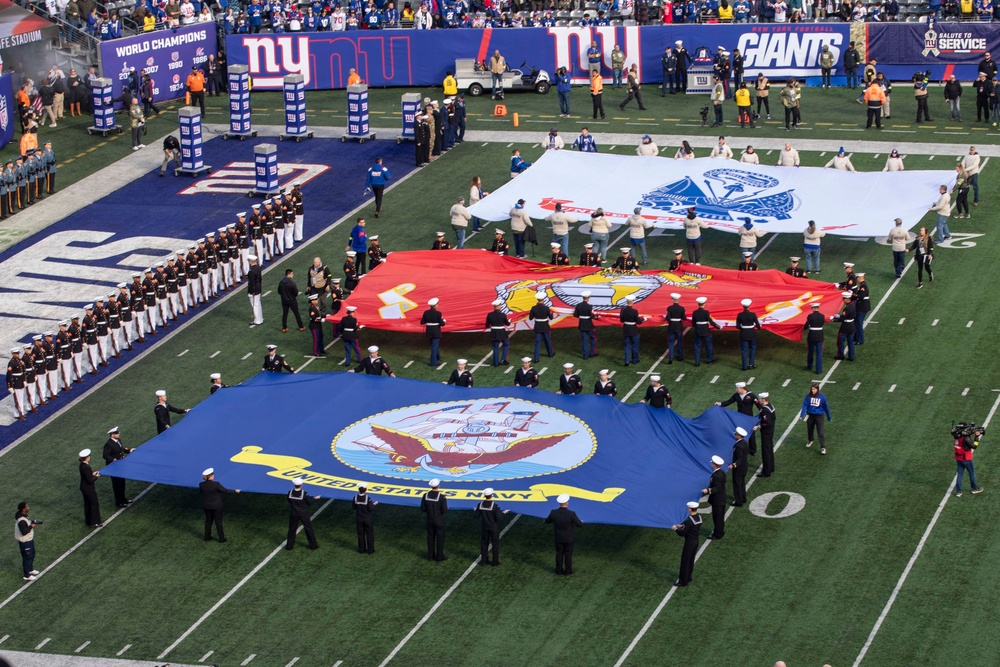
left=0, top=73, right=15, bottom=150
left=867, top=21, right=1000, bottom=69
left=101, top=23, right=217, bottom=104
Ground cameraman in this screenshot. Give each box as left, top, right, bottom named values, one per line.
left=954, top=427, right=984, bottom=497
left=14, top=502, right=40, bottom=581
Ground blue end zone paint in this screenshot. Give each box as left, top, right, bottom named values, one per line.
left=0, top=137, right=415, bottom=447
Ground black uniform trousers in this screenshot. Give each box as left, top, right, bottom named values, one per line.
left=281, top=301, right=303, bottom=329
left=287, top=512, right=318, bottom=549
left=732, top=466, right=748, bottom=506
left=555, top=540, right=575, bottom=574
left=710, top=503, right=725, bottom=538
left=760, top=428, right=775, bottom=475
left=204, top=508, right=225, bottom=540
left=82, top=487, right=101, bottom=526
left=591, top=93, right=604, bottom=119
left=481, top=528, right=500, bottom=565
left=371, top=185, right=384, bottom=213
left=357, top=518, right=375, bottom=554
left=678, top=540, right=697, bottom=585
left=110, top=476, right=129, bottom=506
left=427, top=522, right=446, bottom=560
left=748, top=430, right=757, bottom=456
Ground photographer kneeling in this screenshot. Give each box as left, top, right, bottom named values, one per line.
left=953, top=423, right=985, bottom=497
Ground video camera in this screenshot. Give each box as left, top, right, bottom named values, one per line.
left=952, top=421, right=986, bottom=448
left=912, top=69, right=931, bottom=83
left=699, top=107, right=710, bottom=126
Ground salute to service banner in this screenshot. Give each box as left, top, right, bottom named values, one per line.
left=469, top=151, right=954, bottom=237
left=338, top=250, right=844, bottom=342
left=867, top=22, right=1000, bottom=68
left=104, top=373, right=758, bottom=528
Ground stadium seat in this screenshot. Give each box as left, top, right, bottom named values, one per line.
left=569, top=9, right=584, bottom=18
left=623, top=18, right=637, bottom=24
left=555, top=18, right=569, bottom=24
left=556, top=10, right=571, bottom=17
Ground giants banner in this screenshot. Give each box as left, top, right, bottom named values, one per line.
left=868, top=22, right=1000, bottom=69
left=336, top=250, right=845, bottom=342
left=227, top=24, right=850, bottom=89
left=468, top=151, right=954, bottom=237
left=100, top=23, right=217, bottom=104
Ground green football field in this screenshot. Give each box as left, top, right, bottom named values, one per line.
left=1, top=85, right=999, bottom=667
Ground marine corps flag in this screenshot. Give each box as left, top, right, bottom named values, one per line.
left=335, top=250, right=844, bottom=341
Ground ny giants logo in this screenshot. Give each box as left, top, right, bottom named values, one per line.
left=548, top=26, right=641, bottom=83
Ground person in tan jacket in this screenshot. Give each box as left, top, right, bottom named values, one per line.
left=509, top=198, right=533, bottom=258
left=886, top=217, right=910, bottom=279
left=589, top=208, right=612, bottom=261
left=489, top=50, right=506, bottom=99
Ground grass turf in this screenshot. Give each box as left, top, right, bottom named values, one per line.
left=0, top=130, right=997, bottom=667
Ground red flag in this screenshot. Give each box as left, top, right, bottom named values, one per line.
left=336, top=250, right=845, bottom=342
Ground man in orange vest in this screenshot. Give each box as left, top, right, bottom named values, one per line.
left=590, top=69, right=604, bottom=120
left=186, top=66, right=206, bottom=115
left=863, top=80, right=886, bottom=130
left=347, top=68, right=362, bottom=86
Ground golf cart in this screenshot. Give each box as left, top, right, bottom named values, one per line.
left=453, top=58, right=551, bottom=98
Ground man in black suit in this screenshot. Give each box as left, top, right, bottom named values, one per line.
left=277, top=269, right=304, bottom=333
left=78, top=448, right=102, bottom=528
left=715, top=381, right=758, bottom=455
left=285, top=478, right=320, bottom=550
left=420, top=478, right=448, bottom=561
left=102, top=426, right=133, bottom=508
left=544, top=493, right=583, bottom=575
left=474, top=488, right=510, bottom=566
left=672, top=501, right=702, bottom=586
left=154, top=389, right=188, bottom=433
left=247, top=254, right=263, bottom=327
left=353, top=483, right=378, bottom=554
left=702, top=455, right=727, bottom=539
left=200, top=468, right=240, bottom=542
left=730, top=427, right=750, bottom=507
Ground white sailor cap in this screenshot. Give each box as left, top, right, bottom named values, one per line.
left=368, top=345, right=379, bottom=353
left=79, top=448, right=91, bottom=457
left=711, top=455, right=724, bottom=466
left=218, top=227, right=227, bottom=233
left=251, top=204, right=261, bottom=210
left=293, top=478, right=304, bottom=486
left=521, top=357, right=532, bottom=363
left=117, top=282, right=127, bottom=289
left=263, top=199, right=273, bottom=204
left=584, top=243, right=594, bottom=249
left=735, top=381, right=747, bottom=388
left=742, top=251, right=753, bottom=257
left=428, top=297, right=439, bottom=306
left=346, top=305, right=357, bottom=311
left=43, top=331, right=54, bottom=337
left=156, top=261, right=165, bottom=268
left=370, top=235, right=379, bottom=241
left=735, top=427, right=748, bottom=437
left=357, top=482, right=367, bottom=490
left=205, top=231, right=215, bottom=237
left=32, top=334, right=42, bottom=341
left=188, top=244, right=197, bottom=249
left=599, top=369, right=609, bottom=375
left=203, top=467, right=214, bottom=476
left=651, top=375, right=661, bottom=382
left=457, top=358, right=468, bottom=365
left=856, top=272, right=865, bottom=277
left=237, top=211, right=246, bottom=218
left=210, top=373, right=221, bottom=379
left=22, top=343, right=31, bottom=349
left=155, top=390, right=166, bottom=397
left=673, top=249, right=683, bottom=254
left=429, top=478, right=441, bottom=487
left=444, top=97, right=454, bottom=103
left=346, top=251, right=357, bottom=257
left=436, top=231, right=445, bottom=237
left=675, top=39, right=683, bottom=45
left=495, top=229, right=505, bottom=234
left=758, top=392, right=769, bottom=398
left=332, top=278, right=342, bottom=283
left=132, top=272, right=142, bottom=278
left=107, top=426, right=119, bottom=434
left=292, top=181, right=301, bottom=186
left=811, top=302, right=821, bottom=309
left=59, top=320, right=69, bottom=327
left=95, top=295, right=106, bottom=301
left=551, top=242, right=561, bottom=248
left=10, top=347, right=20, bottom=354
left=84, top=303, right=94, bottom=310
left=563, top=362, right=575, bottom=369
left=741, top=298, right=752, bottom=307
left=492, top=299, right=503, bottom=306
left=308, top=294, right=319, bottom=300
left=557, top=493, right=570, bottom=503
left=484, top=487, right=494, bottom=495
left=670, top=292, right=681, bottom=300
left=790, top=256, right=801, bottom=262
left=581, top=290, right=591, bottom=298
left=841, top=291, right=853, bottom=298
left=687, top=501, right=700, bottom=509
left=535, top=291, right=546, bottom=300
left=696, top=297, right=707, bottom=304
left=844, top=262, right=855, bottom=268
left=267, top=344, right=277, bottom=350
left=248, top=255, right=258, bottom=262
left=625, top=295, right=636, bottom=301
left=620, top=247, right=631, bottom=253
left=227, top=224, right=236, bottom=229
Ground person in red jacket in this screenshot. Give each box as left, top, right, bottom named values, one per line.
left=954, top=428, right=984, bottom=497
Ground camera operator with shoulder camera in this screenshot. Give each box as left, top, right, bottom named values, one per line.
left=953, top=422, right=986, bottom=497
left=14, top=501, right=41, bottom=581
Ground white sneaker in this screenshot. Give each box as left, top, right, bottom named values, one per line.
left=806, top=440, right=813, bottom=448
left=138, top=144, right=146, bottom=149
left=132, top=146, right=139, bottom=151
left=29, top=569, right=39, bottom=575
left=22, top=574, right=35, bottom=581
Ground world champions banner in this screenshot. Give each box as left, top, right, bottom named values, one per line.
left=338, top=250, right=846, bottom=342
left=104, top=373, right=758, bottom=528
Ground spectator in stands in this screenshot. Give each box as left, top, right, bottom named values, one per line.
left=86, top=6, right=99, bottom=34
left=65, top=0, right=82, bottom=40
left=384, top=2, right=399, bottom=26
left=772, top=0, right=789, bottom=21
left=885, top=0, right=899, bottom=19
left=944, top=75, right=963, bottom=121
left=198, top=4, right=213, bottom=22
left=165, top=0, right=181, bottom=26
left=107, top=11, right=122, bottom=38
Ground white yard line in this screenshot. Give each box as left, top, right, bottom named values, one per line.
left=614, top=256, right=917, bottom=667
left=852, top=389, right=1000, bottom=667
left=378, top=515, right=522, bottom=667
left=158, top=499, right=334, bottom=660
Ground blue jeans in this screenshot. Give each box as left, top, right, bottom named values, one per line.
left=630, top=238, right=647, bottom=263
left=837, top=331, right=855, bottom=360
left=343, top=339, right=362, bottom=366
left=854, top=311, right=867, bottom=344
left=429, top=337, right=440, bottom=366
left=936, top=214, right=951, bottom=242
left=969, top=172, right=979, bottom=203
left=892, top=250, right=906, bottom=277
left=949, top=98, right=961, bottom=120
left=668, top=331, right=684, bottom=360
left=19, top=539, right=34, bottom=577
left=613, top=67, right=623, bottom=88
left=533, top=331, right=553, bottom=360
left=492, top=73, right=503, bottom=97
left=590, top=232, right=610, bottom=261
left=492, top=339, right=509, bottom=366
left=580, top=330, right=596, bottom=359
left=846, top=67, right=858, bottom=88
left=956, top=459, right=979, bottom=493
left=513, top=232, right=526, bottom=258
left=804, top=247, right=821, bottom=272
left=453, top=226, right=466, bottom=249
left=624, top=334, right=640, bottom=364
left=558, top=90, right=570, bottom=115
left=471, top=216, right=481, bottom=232
left=694, top=335, right=714, bottom=364
left=807, top=341, right=823, bottom=373
left=740, top=339, right=756, bottom=369
left=552, top=233, right=568, bottom=256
